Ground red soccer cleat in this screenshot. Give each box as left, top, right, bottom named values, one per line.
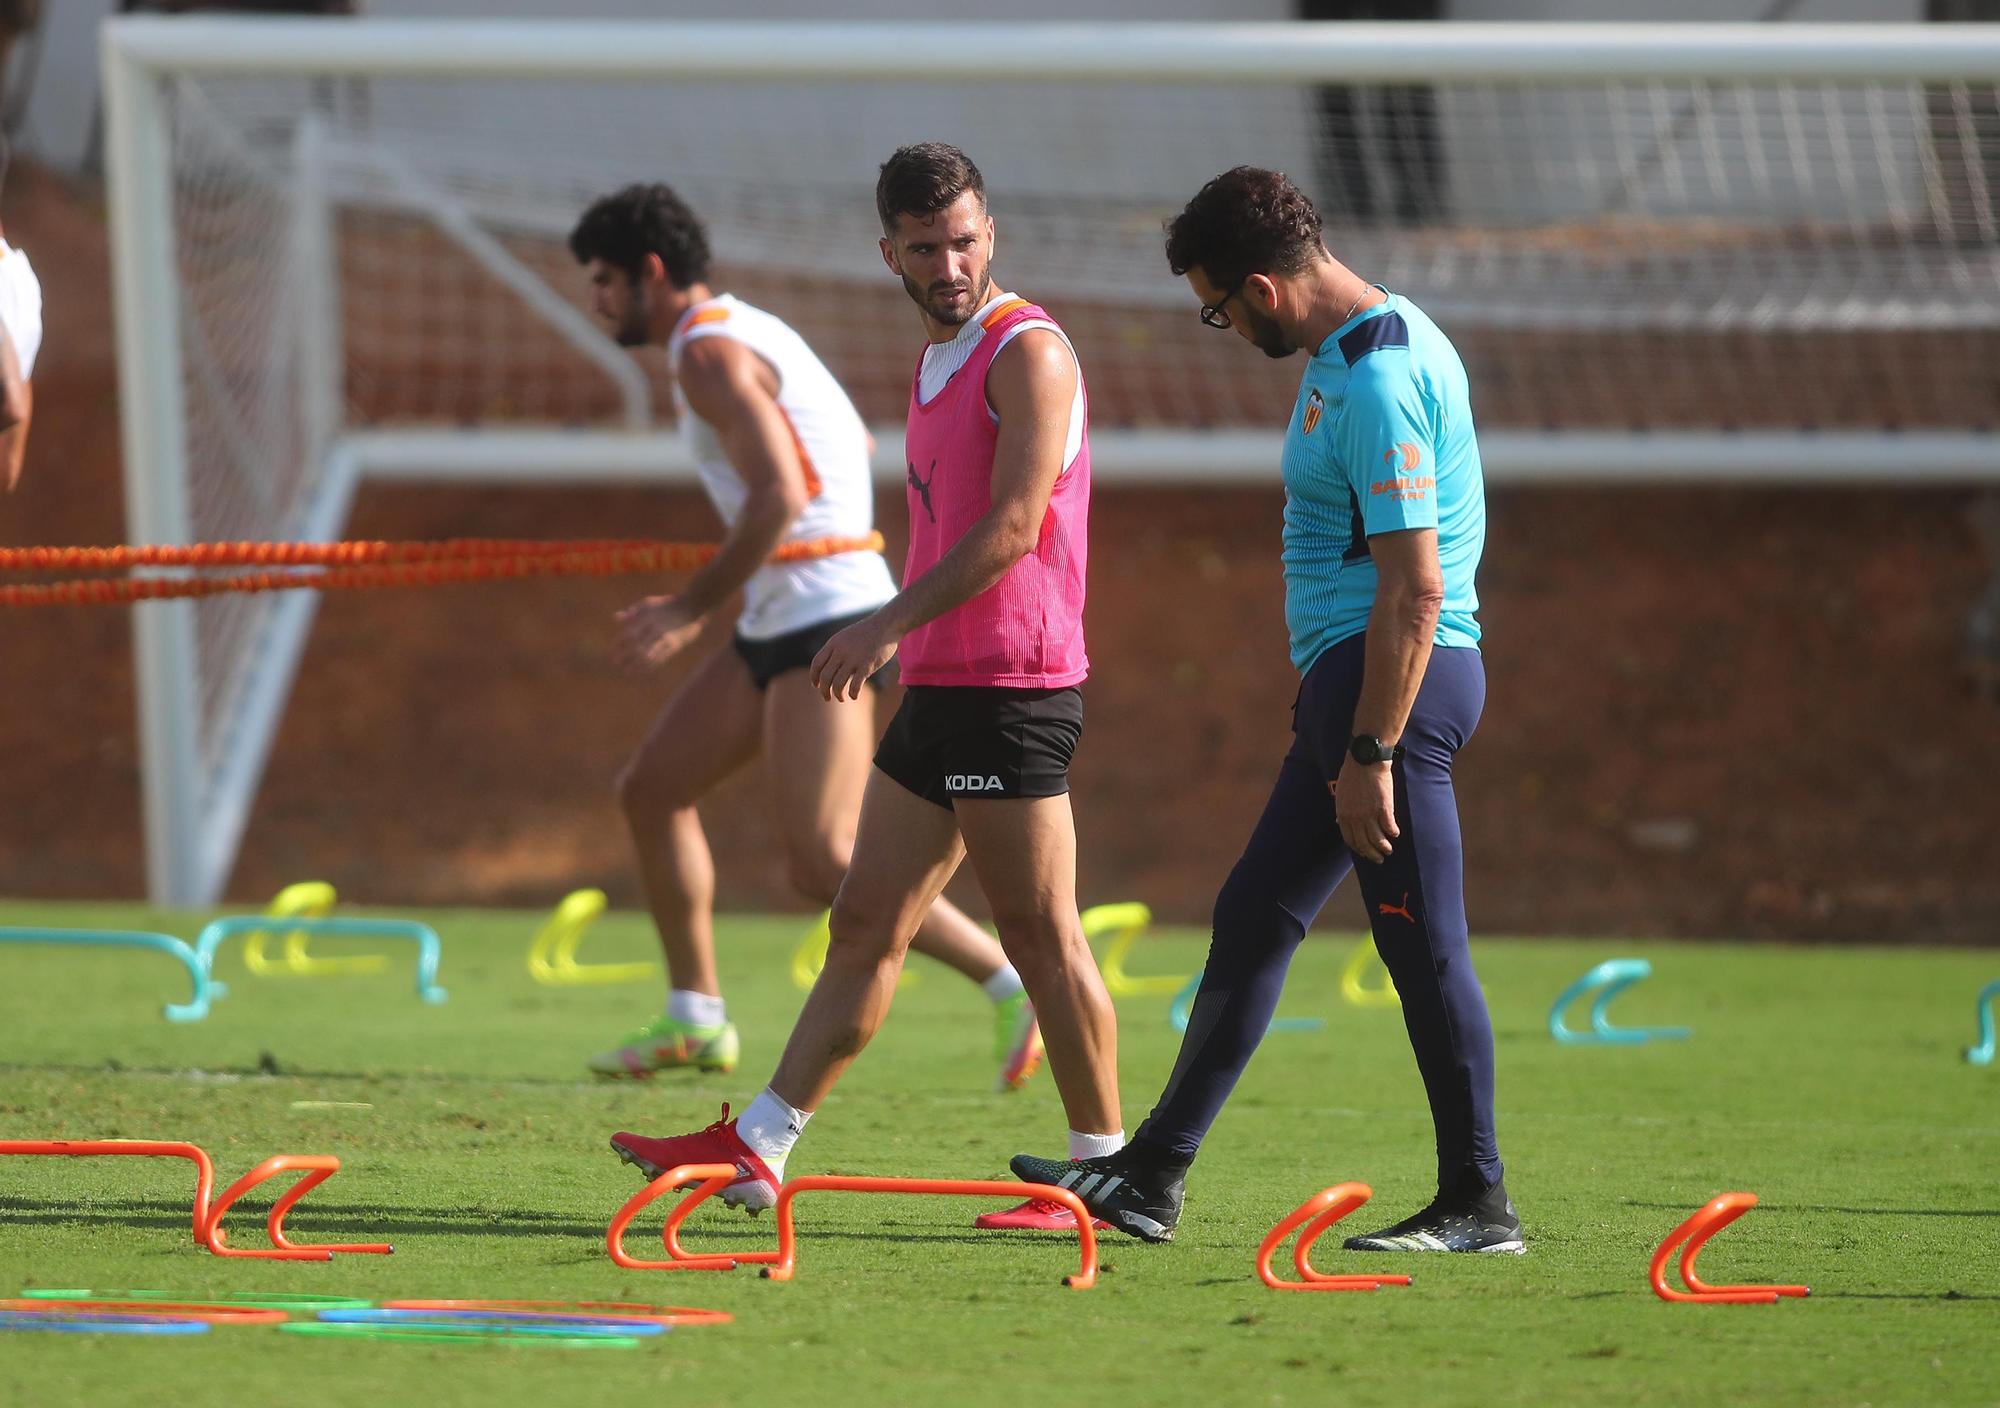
left=973, top=1196, right=1111, bottom=1232
left=609, top=1102, right=780, bottom=1213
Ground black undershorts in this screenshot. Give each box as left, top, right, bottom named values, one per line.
left=733, top=609, right=893, bottom=692
left=873, top=684, right=1084, bottom=811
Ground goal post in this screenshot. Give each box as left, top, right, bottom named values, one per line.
left=100, top=17, right=2000, bottom=905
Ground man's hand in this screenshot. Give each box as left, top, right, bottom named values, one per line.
left=810, top=613, right=898, bottom=701
left=1334, top=755, right=1399, bottom=862
left=615, top=595, right=704, bottom=671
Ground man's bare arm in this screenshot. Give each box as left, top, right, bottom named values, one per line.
left=1336, top=527, right=1445, bottom=860
left=671, top=337, right=812, bottom=616
left=0, top=323, right=30, bottom=492
left=612, top=335, right=813, bottom=670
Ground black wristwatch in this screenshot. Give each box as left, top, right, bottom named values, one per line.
left=1348, top=734, right=1403, bottom=766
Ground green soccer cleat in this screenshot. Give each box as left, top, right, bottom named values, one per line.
left=588, top=1015, right=739, bottom=1079
left=994, top=990, right=1043, bottom=1092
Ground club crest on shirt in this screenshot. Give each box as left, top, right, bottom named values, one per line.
left=1301, top=389, right=1325, bottom=436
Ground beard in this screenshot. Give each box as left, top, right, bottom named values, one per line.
left=902, top=267, right=992, bottom=326
left=611, top=299, right=652, bottom=348
left=1239, top=301, right=1297, bottom=359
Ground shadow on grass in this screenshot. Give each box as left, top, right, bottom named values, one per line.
left=1817, top=1290, right=2000, bottom=1302
left=0, top=1196, right=1098, bottom=1253
left=0, top=1195, right=607, bottom=1241
left=0, top=1061, right=602, bottom=1087
left=1622, top=1200, right=2000, bottom=1219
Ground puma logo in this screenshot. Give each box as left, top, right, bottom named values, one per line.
left=907, top=458, right=937, bottom=523
left=1378, top=892, right=1415, bottom=923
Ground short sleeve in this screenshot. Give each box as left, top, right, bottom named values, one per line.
left=1336, top=355, right=1438, bottom=536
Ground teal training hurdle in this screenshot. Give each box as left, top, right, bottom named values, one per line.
left=1966, top=979, right=1999, bottom=1066
left=196, top=916, right=446, bottom=1009
left=1548, top=958, right=1691, bottom=1046
left=0, top=928, right=214, bottom=1022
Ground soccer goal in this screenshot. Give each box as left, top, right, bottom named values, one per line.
left=101, top=17, right=2000, bottom=904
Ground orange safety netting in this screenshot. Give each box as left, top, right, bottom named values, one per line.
left=0, top=533, right=885, bottom=608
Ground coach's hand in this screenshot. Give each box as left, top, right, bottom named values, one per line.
left=811, top=614, right=897, bottom=702
left=614, top=595, right=703, bottom=671
left=1334, top=755, right=1399, bottom=863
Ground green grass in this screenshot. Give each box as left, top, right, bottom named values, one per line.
left=1, top=899, right=1996, bottom=1406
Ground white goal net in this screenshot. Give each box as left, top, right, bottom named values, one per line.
left=102, top=18, right=2000, bottom=903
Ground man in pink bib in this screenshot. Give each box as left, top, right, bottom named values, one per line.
left=609, top=144, right=1123, bottom=1232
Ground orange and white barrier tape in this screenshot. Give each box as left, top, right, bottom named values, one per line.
left=0, top=533, right=885, bottom=607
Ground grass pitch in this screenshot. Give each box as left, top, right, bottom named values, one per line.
left=1, top=899, right=1995, bottom=1406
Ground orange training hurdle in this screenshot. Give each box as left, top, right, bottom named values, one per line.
left=0, top=1139, right=391, bottom=1261
left=609, top=1165, right=1098, bottom=1288
left=0, top=1140, right=214, bottom=1248
left=1650, top=1192, right=1809, bottom=1304
left=1256, top=1184, right=1413, bottom=1292
left=607, top=1163, right=742, bottom=1272
left=205, top=1153, right=392, bottom=1260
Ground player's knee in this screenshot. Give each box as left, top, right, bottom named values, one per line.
left=825, top=888, right=899, bottom=966
left=1211, top=863, right=1301, bottom=950
left=616, top=759, right=693, bottom=826
left=1212, top=864, right=1267, bottom=933
left=990, top=906, right=1082, bottom=965
left=784, top=836, right=852, bottom=906
left=1003, top=931, right=1107, bottom=1014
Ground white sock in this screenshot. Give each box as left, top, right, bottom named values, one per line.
left=1068, top=1129, right=1125, bottom=1161
left=737, top=1087, right=812, bottom=1173
left=981, top=965, right=1025, bottom=1003
left=666, top=989, right=726, bottom=1028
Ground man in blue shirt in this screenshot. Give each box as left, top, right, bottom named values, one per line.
left=1015, top=167, right=1517, bottom=1254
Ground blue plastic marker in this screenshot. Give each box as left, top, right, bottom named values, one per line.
left=329, top=1308, right=664, bottom=1329
left=1547, top=958, right=1691, bottom=1045
left=0, top=1311, right=210, bottom=1335
left=316, top=1308, right=660, bottom=1337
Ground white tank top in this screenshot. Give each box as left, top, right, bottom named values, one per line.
left=0, top=243, right=43, bottom=381
left=667, top=294, right=896, bottom=640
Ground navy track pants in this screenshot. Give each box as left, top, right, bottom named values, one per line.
left=1133, top=633, right=1503, bottom=1197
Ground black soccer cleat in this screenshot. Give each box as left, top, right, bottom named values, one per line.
left=1008, top=1146, right=1185, bottom=1244
left=1341, top=1178, right=1525, bottom=1255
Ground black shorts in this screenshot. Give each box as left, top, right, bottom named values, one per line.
left=874, top=685, right=1083, bottom=811
left=733, top=609, right=893, bottom=692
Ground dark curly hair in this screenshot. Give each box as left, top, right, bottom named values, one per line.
left=568, top=183, right=711, bottom=289
left=876, top=142, right=985, bottom=234
left=1164, top=167, right=1324, bottom=289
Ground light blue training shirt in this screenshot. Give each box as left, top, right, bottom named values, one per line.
left=1279, top=289, right=1486, bottom=674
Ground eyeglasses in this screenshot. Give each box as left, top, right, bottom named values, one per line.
left=1199, top=274, right=1250, bottom=329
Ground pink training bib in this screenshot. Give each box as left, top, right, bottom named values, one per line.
left=899, top=298, right=1090, bottom=688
